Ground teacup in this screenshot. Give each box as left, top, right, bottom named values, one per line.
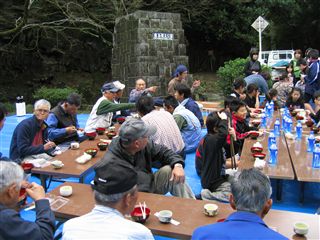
left=293, top=222, right=309, bottom=235
left=204, top=203, right=218, bottom=216
left=158, top=210, right=172, bottom=223
left=70, top=142, right=80, bottom=150
left=60, top=185, right=73, bottom=197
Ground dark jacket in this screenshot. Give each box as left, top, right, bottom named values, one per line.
left=244, top=60, right=261, bottom=77
left=48, top=105, right=79, bottom=144
left=9, top=115, right=49, bottom=162
left=195, top=119, right=228, bottom=191
left=0, top=199, right=55, bottom=240
left=305, top=60, right=320, bottom=95
left=98, top=137, right=184, bottom=192
left=182, top=98, right=204, bottom=126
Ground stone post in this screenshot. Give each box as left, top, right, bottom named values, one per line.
left=112, top=10, right=189, bottom=97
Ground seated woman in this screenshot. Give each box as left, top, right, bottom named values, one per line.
left=272, top=73, right=293, bottom=107
left=195, top=111, right=234, bottom=202
left=285, top=88, right=305, bottom=110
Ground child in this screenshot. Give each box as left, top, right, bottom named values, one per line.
left=230, top=77, right=246, bottom=100
left=225, top=100, right=257, bottom=158
left=285, top=88, right=305, bottom=109
left=195, top=111, right=232, bottom=202
left=261, top=88, right=281, bottom=110
left=286, top=63, right=296, bottom=84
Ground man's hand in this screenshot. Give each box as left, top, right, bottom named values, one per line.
left=26, top=182, right=46, bottom=201
left=44, top=141, right=56, bottom=150
left=66, top=126, right=77, bottom=134
left=170, top=164, right=185, bottom=184
left=148, top=86, right=157, bottom=93
left=192, top=79, right=201, bottom=88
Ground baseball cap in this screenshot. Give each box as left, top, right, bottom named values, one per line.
left=119, top=118, right=157, bottom=143
left=92, top=161, right=137, bottom=195
left=101, top=82, right=120, bottom=93
left=113, top=80, right=126, bottom=90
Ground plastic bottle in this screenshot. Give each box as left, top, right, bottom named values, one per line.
left=286, top=117, right=293, bottom=133
left=312, top=144, right=320, bottom=168
left=307, top=131, right=315, bottom=152
left=261, top=114, right=267, bottom=128
left=268, top=130, right=276, bottom=148
left=269, top=143, right=278, bottom=165
left=296, top=121, right=302, bottom=139
left=274, top=118, right=280, bottom=136
left=270, top=100, right=274, bottom=115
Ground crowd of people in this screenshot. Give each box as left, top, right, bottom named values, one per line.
left=0, top=47, right=319, bottom=239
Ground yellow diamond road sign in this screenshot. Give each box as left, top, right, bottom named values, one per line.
left=251, top=16, right=269, bottom=32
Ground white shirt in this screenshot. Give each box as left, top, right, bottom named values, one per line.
left=84, top=96, right=113, bottom=133
left=142, top=109, right=185, bottom=153
left=62, top=205, right=154, bottom=240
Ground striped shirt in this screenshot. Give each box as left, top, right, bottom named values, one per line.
left=142, top=109, right=185, bottom=153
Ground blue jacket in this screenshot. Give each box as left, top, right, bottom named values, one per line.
left=9, top=115, right=49, bottom=162
left=305, top=60, right=320, bottom=95
left=181, top=98, right=204, bottom=126
left=192, top=211, right=288, bottom=240
left=0, top=199, right=55, bottom=240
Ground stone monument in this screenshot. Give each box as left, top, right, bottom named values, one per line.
left=112, top=10, right=189, bottom=97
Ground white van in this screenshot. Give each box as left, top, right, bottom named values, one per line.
left=259, top=50, right=294, bottom=67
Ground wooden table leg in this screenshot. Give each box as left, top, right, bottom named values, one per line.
left=299, top=182, right=305, bottom=204
left=276, top=179, right=283, bottom=201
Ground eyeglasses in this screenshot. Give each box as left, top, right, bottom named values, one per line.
left=36, top=109, right=49, bottom=113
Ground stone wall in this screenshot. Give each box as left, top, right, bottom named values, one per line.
left=112, top=10, right=189, bottom=97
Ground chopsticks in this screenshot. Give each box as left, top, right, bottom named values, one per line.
left=228, top=118, right=237, bottom=170
left=139, top=201, right=146, bottom=219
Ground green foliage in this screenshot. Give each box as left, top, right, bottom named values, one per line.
left=217, top=58, right=247, bottom=96
left=33, top=87, right=79, bottom=107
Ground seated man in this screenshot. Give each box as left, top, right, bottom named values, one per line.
left=62, top=161, right=153, bottom=239
left=129, top=78, right=157, bottom=103
left=168, top=64, right=200, bottom=96
left=174, top=83, right=204, bottom=126
left=0, top=102, right=8, bottom=160
left=10, top=99, right=56, bottom=163
left=85, top=82, right=135, bottom=134
left=244, top=83, right=260, bottom=109
left=112, top=80, right=131, bottom=121
left=163, top=96, right=201, bottom=153
left=192, top=168, right=287, bottom=240
left=136, top=96, right=185, bottom=158
left=97, top=118, right=194, bottom=198
left=47, top=93, right=82, bottom=145
left=0, top=161, right=55, bottom=239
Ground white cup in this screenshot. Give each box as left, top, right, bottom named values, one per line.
left=204, top=203, right=218, bottom=216
left=59, top=186, right=73, bottom=197
left=70, top=142, right=80, bottom=149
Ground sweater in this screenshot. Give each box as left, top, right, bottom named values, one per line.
left=195, top=119, right=228, bottom=191
left=10, top=115, right=49, bottom=162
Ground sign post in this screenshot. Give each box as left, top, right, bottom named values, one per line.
left=251, top=16, right=269, bottom=59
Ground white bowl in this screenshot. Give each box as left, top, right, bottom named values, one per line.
left=158, top=210, right=172, bottom=223
left=60, top=186, right=73, bottom=197
left=204, top=203, right=218, bottom=216
left=51, top=160, right=64, bottom=169
left=293, top=222, right=309, bottom=235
